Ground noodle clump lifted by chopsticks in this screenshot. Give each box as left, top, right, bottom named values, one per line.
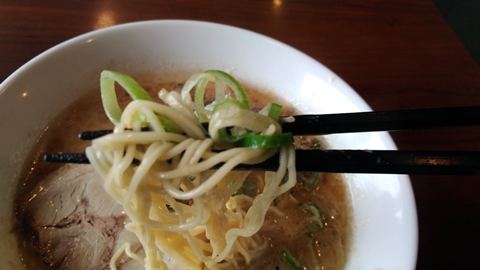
left=86, top=70, right=296, bottom=270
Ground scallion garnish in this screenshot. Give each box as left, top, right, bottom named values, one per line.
left=280, top=249, right=304, bottom=269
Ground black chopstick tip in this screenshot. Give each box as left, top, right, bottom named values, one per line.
left=44, top=152, right=142, bottom=166
left=44, top=153, right=90, bottom=164
left=78, top=129, right=113, bottom=140
left=79, top=127, right=154, bottom=140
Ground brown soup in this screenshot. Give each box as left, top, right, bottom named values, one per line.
left=14, top=73, right=351, bottom=270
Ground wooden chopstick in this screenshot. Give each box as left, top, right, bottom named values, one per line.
left=78, top=106, right=480, bottom=140
left=43, top=150, right=480, bottom=175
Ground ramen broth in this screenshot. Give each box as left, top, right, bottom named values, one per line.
left=15, top=73, right=351, bottom=269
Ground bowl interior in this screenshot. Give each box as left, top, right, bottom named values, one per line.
left=0, top=20, right=417, bottom=269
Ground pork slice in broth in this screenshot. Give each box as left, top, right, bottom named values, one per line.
left=17, top=164, right=143, bottom=269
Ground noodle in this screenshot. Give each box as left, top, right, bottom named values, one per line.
left=86, top=70, right=296, bottom=269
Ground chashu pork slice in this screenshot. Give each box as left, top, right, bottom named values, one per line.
left=18, top=164, right=143, bottom=269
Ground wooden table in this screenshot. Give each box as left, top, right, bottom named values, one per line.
left=2, top=1, right=479, bottom=268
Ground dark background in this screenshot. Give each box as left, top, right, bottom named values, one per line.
left=433, top=0, right=480, bottom=65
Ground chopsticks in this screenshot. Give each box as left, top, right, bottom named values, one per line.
left=44, top=105, right=480, bottom=175
left=78, top=105, right=480, bottom=140
left=281, top=105, right=480, bottom=135
left=44, top=150, right=480, bottom=175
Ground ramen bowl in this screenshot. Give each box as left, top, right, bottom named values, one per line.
left=0, top=20, right=417, bottom=269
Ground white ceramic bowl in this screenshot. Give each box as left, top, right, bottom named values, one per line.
left=0, top=20, right=417, bottom=269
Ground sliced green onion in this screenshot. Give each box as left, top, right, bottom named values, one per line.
left=155, top=115, right=182, bottom=134
left=273, top=197, right=278, bottom=207
left=187, top=70, right=250, bottom=123
left=190, top=70, right=250, bottom=122
left=229, top=126, right=249, bottom=137
left=213, top=97, right=250, bottom=112
left=215, top=81, right=227, bottom=102
left=100, top=70, right=181, bottom=133
left=215, top=98, right=251, bottom=143
left=315, top=202, right=330, bottom=218
left=194, top=77, right=210, bottom=122
left=267, top=103, right=282, bottom=121
left=298, top=172, right=322, bottom=191
left=205, top=70, right=250, bottom=108
left=309, top=172, right=321, bottom=190
left=302, top=203, right=328, bottom=234
left=100, top=70, right=153, bottom=124
left=259, top=102, right=282, bottom=121
left=213, top=98, right=258, bottom=143
left=210, top=98, right=286, bottom=148
left=235, top=133, right=294, bottom=148
left=217, top=128, right=245, bottom=143
left=281, top=249, right=304, bottom=270
left=305, top=238, right=319, bottom=269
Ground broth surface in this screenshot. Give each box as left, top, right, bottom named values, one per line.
left=15, top=73, right=351, bottom=270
